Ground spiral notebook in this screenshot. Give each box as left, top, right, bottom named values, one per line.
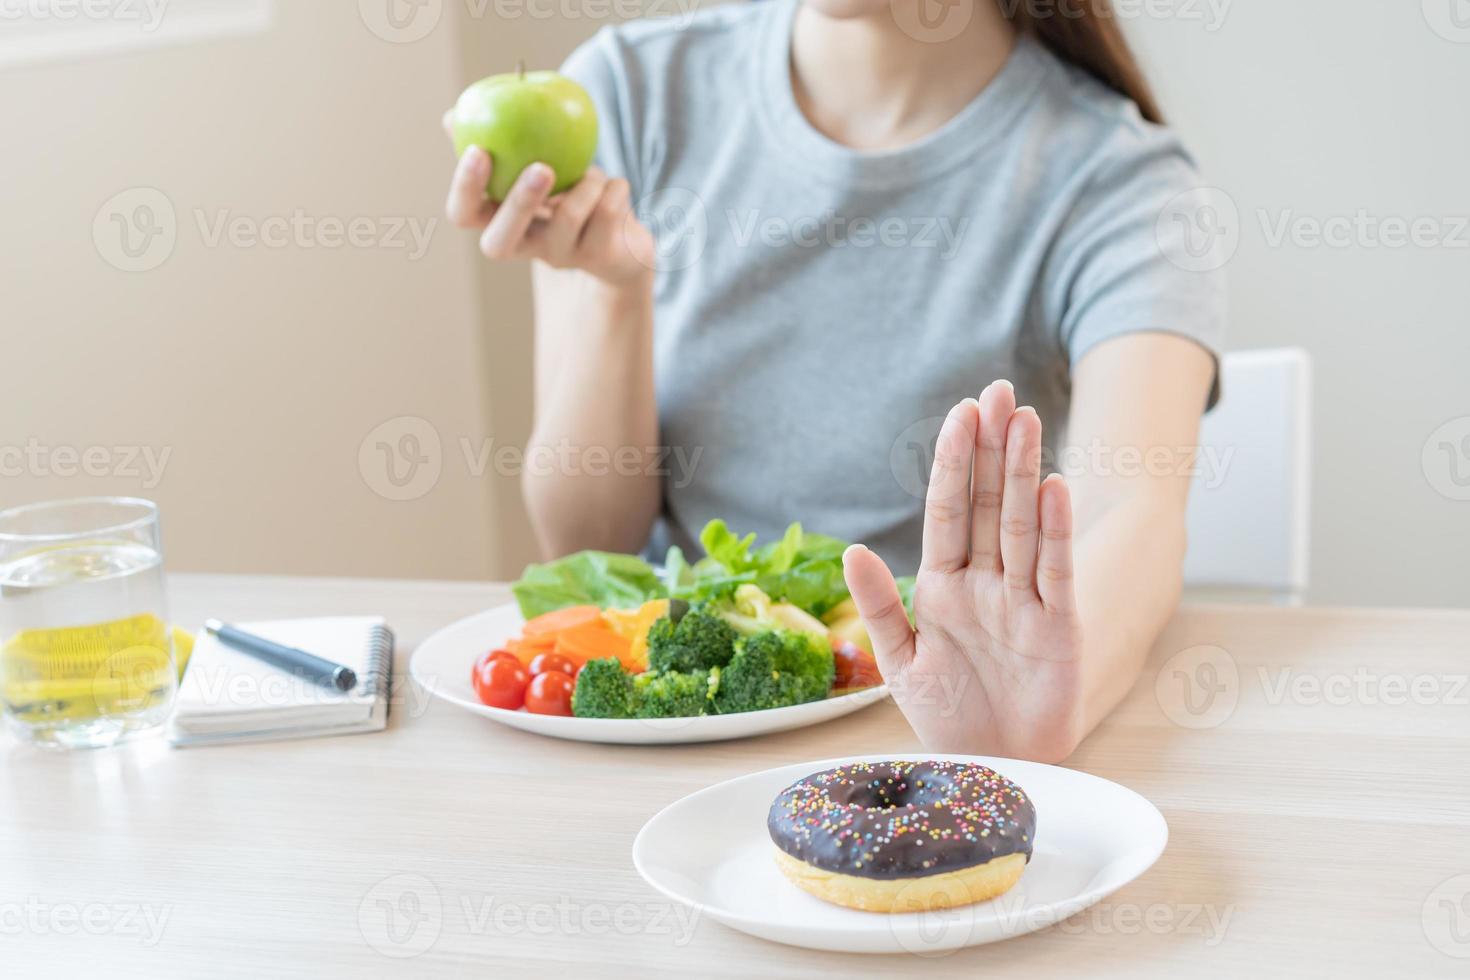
left=169, top=617, right=394, bottom=747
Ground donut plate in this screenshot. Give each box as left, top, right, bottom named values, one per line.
left=632, top=754, right=1168, bottom=953
left=409, top=603, right=888, bottom=744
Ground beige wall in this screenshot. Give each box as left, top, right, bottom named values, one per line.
left=3, top=2, right=497, bottom=579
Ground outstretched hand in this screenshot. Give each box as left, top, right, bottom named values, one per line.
left=843, top=381, right=1085, bottom=761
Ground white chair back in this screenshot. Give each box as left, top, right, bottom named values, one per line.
left=1183, top=348, right=1312, bottom=602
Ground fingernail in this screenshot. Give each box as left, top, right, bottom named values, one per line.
left=526, top=164, right=553, bottom=189
left=1016, top=405, right=1038, bottom=417
left=843, top=544, right=868, bottom=561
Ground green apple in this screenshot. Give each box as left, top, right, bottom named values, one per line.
left=451, top=69, right=598, bottom=202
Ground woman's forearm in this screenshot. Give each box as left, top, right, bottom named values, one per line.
left=1071, top=487, right=1188, bottom=733
left=522, top=263, right=662, bottom=557
left=440, top=150, right=660, bottom=558
left=1061, top=333, right=1216, bottom=740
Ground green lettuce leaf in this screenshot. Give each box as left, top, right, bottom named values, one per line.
left=752, top=522, right=804, bottom=575
left=511, top=551, right=666, bottom=619
left=662, top=545, right=693, bottom=593
left=691, top=520, right=853, bottom=617
left=792, top=532, right=847, bottom=563
left=510, top=521, right=872, bottom=622
left=763, top=559, right=849, bottom=617
left=699, top=520, right=758, bottom=573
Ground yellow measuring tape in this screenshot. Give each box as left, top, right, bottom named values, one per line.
left=1, top=616, right=195, bottom=721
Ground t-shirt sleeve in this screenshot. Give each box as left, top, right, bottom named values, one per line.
left=1042, top=127, right=1229, bottom=408
left=560, top=28, right=643, bottom=195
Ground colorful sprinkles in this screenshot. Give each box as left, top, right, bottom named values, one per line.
left=766, top=760, right=1036, bottom=880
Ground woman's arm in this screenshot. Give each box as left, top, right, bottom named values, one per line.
left=524, top=262, right=661, bottom=557
left=1063, top=332, right=1216, bottom=732
left=442, top=134, right=661, bottom=558
left=842, top=332, right=1215, bottom=761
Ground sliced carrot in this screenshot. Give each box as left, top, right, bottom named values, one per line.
left=522, top=605, right=603, bottom=636
left=507, top=606, right=650, bottom=673
left=553, top=624, right=632, bottom=666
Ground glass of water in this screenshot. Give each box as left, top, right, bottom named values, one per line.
left=0, top=497, right=177, bottom=749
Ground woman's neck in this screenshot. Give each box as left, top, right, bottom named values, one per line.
left=789, top=1, right=1017, bottom=151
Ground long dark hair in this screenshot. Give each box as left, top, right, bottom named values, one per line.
left=1001, top=0, right=1165, bottom=123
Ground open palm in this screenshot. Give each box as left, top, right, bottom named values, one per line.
left=843, top=381, right=1084, bottom=761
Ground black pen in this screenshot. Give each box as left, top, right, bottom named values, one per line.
left=204, top=619, right=358, bottom=692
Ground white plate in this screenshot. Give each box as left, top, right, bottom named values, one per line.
left=632, top=754, right=1168, bottom=954
left=409, top=603, right=888, bottom=744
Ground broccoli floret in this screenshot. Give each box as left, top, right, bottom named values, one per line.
left=646, top=609, right=738, bottom=673
left=570, top=657, right=637, bottom=718
left=634, top=669, right=714, bottom=718
left=710, top=630, right=835, bottom=714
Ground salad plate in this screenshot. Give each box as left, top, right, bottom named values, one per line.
left=409, top=602, right=889, bottom=744
left=632, top=754, right=1168, bottom=954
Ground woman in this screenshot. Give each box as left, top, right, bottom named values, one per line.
left=444, top=0, right=1224, bottom=761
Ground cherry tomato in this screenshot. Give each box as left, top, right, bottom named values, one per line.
left=528, top=652, right=575, bottom=678
left=474, top=657, right=529, bottom=710
left=833, top=642, right=881, bottom=690
left=471, top=648, right=520, bottom=686
left=525, top=670, right=575, bottom=716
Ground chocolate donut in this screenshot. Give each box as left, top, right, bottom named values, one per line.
left=767, top=760, right=1036, bottom=912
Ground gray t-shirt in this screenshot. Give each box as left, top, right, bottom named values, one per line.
left=562, top=0, right=1226, bottom=574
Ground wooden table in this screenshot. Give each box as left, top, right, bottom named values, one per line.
left=4, top=575, right=1468, bottom=977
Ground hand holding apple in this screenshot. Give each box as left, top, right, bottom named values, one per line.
left=451, top=67, right=598, bottom=202
left=443, top=67, right=654, bottom=284
left=444, top=147, right=655, bottom=287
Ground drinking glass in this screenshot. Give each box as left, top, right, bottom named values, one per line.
left=0, top=497, right=177, bottom=749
